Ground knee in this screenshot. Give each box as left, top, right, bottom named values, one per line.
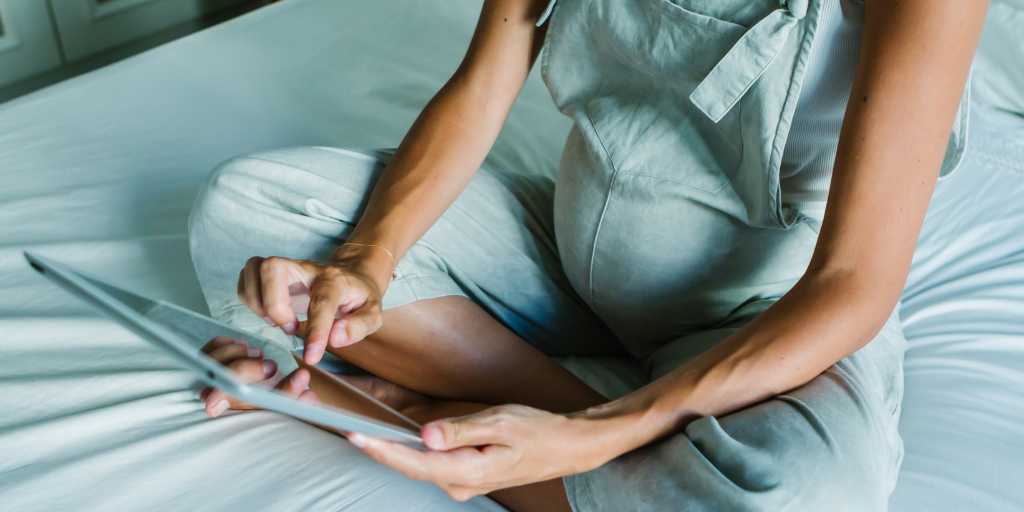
left=188, top=147, right=385, bottom=244
left=188, top=152, right=269, bottom=240
left=678, top=397, right=890, bottom=510
left=188, top=148, right=311, bottom=247
left=194, top=148, right=301, bottom=206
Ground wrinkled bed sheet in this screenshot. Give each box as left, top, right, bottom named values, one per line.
left=0, top=0, right=1021, bottom=511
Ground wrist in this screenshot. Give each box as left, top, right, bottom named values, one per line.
left=330, top=243, right=396, bottom=292
left=564, top=404, right=654, bottom=472
left=567, top=388, right=700, bottom=470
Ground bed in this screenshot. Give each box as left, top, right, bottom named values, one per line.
left=1, top=0, right=1021, bottom=510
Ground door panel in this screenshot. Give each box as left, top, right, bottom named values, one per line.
left=50, top=0, right=246, bottom=62
left=0, top=0, right=64, bottom=88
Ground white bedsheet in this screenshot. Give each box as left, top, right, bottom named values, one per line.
left=889, top=106, right=1024, bottom=511
left=0, top=1, right=1021, bottom=511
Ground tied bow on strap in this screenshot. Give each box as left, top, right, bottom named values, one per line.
left=690, top=0, right=810, bottom=123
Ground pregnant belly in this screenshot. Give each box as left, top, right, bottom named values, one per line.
left=555, top=137, right=817, bottom=353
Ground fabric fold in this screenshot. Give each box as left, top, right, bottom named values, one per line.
left=690, top=0, right=808, bottom=123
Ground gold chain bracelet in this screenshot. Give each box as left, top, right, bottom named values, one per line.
left=339, top=243, right=398, bottom=283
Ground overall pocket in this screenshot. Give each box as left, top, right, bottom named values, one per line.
left=581, top=0, right=756, bottom=193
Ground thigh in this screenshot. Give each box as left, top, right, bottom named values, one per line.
left=187, top=146, right=619, bottom=357
left=564, top=306, right=907, bottom=512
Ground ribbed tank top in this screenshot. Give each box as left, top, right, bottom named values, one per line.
left=779, top=0, right=864, bottom=223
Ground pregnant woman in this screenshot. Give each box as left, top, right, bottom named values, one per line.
left=189, top=0, right=987, bottom=510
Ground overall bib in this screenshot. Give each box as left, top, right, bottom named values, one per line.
left=535, top=0, right=964, bottom=509
left=188, top=0, right=969, bottom=509
left=541, top=0, right=968, bottom=357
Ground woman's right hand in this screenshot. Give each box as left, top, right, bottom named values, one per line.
left=237, top=248, right=390, bottom=365
left=199, top=336, right=319, bottom=417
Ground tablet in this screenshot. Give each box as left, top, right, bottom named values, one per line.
left=24, top=252, right=426, bottom=449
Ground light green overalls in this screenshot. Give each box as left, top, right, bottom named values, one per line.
left=542, top=0, right=968, bottom=357
left=188, top=0, right=970, bottom=509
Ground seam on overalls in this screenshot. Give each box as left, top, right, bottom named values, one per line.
left=693, top=53, right=780, bottom=126
left=612, top=112, right=746, bottom=194
left=583, top=106, right=620, bottom=311
left=767, top=0, right=822, bottom=228
left=574, top=0, right=615, bottom=311
left=690, top=95, right=719, bottom=122
left=714, top=97, right=747, bottom=194
left=539, top=0, right=557, bottom=83
left=613, top=169, right=721, bottom=189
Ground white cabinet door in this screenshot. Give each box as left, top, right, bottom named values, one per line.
left=49, top=0, right=246, bottom=62
left=0, top=0, right=63, bottom=87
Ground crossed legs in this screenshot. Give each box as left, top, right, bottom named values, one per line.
left=188, top=148, right=623, bottom=510
left=326, top=295, right=607, bottom=512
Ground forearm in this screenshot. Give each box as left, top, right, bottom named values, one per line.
left=572, top=269, right=898, bottom=468
left=336, top=78, right=512, bottom=279
left=334, top=0, right=549, bottom=289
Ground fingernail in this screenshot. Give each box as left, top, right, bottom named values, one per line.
left=263, top=316, right=277, bottom=327
left=211, top=400, right=229, bottom=416
left=329, top=321, right=346, bottom=347
left=348, top=433, right=368, bottom=448
left=423, top=424, right=444, bottom=449
left=306, top=344, right=323, bottom=363
left=283, top=320, right=298, bottom=335
left=261, top=360, right=275, bottom=376
left=247, top=347, right=261, bottom=358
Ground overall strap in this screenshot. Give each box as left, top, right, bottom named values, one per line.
left=537, top=0, right=557, bottom=26
left=690, top=0, right=809, bottom=123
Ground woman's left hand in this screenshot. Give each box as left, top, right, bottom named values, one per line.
left=347, top=404, right=602, bottom=501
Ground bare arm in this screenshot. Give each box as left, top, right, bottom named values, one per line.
left=237, top=0, right=552, bottom=363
